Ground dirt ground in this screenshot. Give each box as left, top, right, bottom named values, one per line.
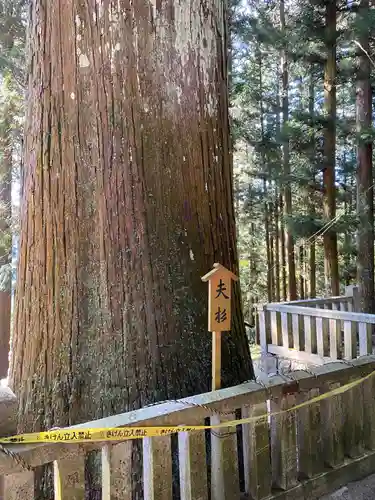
left=320, top=473, right=375, bottom=499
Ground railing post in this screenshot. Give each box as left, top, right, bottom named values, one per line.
left=321, top=382, right=344, bottom=468
left=258, top=305, right=270, bottom=353
left=296, top=388, right=322, bottom=479
left=242, top=401, right=271, bottom=500
left=210, top=412, right=240, bottom=500
left=345, top=285, right=360, bottom=313
left=178, top=428, right=208, bottom=500
left=270, top=388, right=298, bottom=490
left=143, top=436, right=172, bottom=500
left=102, top=442, right=132, bottom=499
left=54, top=452, right=85, bottom=500
left=2, top=471, right=34, bottom=500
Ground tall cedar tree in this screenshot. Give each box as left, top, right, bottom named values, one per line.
left=10, top=0, right=253, bottom=434
left=280, top=0, right=297, bottom=300
left=323, top=0, right=340, bottom=295
left=356, top=0, right=374, bottom=313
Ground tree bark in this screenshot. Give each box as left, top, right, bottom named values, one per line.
left=356, top=0, right=374, bottom=313
left=280, top=193, right=287, bottom=301
left=280, top=0, right=297, bottom=300
left=269, top=197, right=275, bottom=301
left=323, top=0, right=339, bottom=296
left=264, top=180, right=272, bottom=302
left=299, top=245, right=305, bottom=300
left=308, top=67, right=316, bottom=298
left=274, top=190, right=281, bottom=302
left=11, top=0, right=253, bottom=436
left=0, top=91, right=13, bottom=379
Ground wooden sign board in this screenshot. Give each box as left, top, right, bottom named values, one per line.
left=201, top=263, right=238, bottom=332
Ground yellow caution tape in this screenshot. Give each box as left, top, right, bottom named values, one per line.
left=1, top=369, right=374, bottom=445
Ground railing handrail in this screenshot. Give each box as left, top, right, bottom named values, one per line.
left=2, top=355, right=375, bottom=477
left=265, top=303, right=375, bottom=324
left=265, top=295, right=351, bottom=308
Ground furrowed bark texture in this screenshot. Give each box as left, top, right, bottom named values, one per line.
left=356, top=0, right=374, bottom=313
left=323, top=0, right=339, bottom=296
left=10, top=0, right=253, bottom=434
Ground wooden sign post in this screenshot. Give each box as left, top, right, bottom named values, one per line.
left=201, top=263, right=238, bottom=391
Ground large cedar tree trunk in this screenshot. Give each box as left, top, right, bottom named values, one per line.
left=323, top=0, right=339, bottom=296
left=356, top=0, right=374, bottom=313
left=280, top=0, right=297, bottom=300
left=10, top=0, right=253, bottom=435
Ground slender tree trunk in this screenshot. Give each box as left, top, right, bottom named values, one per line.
left=300, top=245, right=306, bottom=299
left=356, top=0, right=374, bottom=313
left=11, top=0, right=253, bottom=450
left=274, top=78, right=281, bottom=303
left=309, top=67, right=316, bottom=298
left=264, top=180, right=272, bottom=302
left=0, top=108, right=12, bottom=379
left=323, top=0, right=339, bottom=296
left=280, top=194, right=287, bottom=301
left=280, top=0, right=297, bottom=300
left=270, top=198, right=276, bottom=301
left=258, top=47, right=272, bottom=302
left=275, top=190, right=281, bottom=301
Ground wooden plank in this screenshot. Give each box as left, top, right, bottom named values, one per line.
left=258, top=308, right=267, bottom=352
left=343, top=377, right=364, bottom=458
left=359, top=322, right=372, bottom=356
left=271, top=311, right=282, bottom=346
left=212, top=331, right=221, bottom=390
left=242, top=402, right=272, bottom=500
left=102, top=442, right=132, bottom=500
left=210, top=413, right=240, bottom=500
left=303, top=316, right=316, bottom=354
left=143, top=436, right=172, bottom=500
left=54, top=453, right=85, bottom=500
left=270, top=394, right=298, bottom=490
left=363, top=372, right=375, bottom=450
left=2, top=471, right=34, bottom=500
left=178, top=430, right=208, bottom=500
left=266, top=304, right=375, bottom=324
left=320, top=382, right=344, bottom=468
left=316, top=318, right=329, bottom=357
left=4, top=358, right=375, bottom=479
left=267, top=296, right=346, bottom=308
left=281, top=312, right=293, bottom=349
left=345, top=285, right=360, bottom=313
left=333, top=303, right=343, bottom=331
left=343, top=321, right=356, bottom=360
left=292, top=314, right=304, bottom=352
left=296, top=388, right=322, bottom=479
left=329, top=318, right=341, bottom=359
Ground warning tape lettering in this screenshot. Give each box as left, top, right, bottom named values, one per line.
left=1, top=369, right=374, bottom=445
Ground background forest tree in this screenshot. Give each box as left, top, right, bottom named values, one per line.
left=232, top=0, right=375, bottom=324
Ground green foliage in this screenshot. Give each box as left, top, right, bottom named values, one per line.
left=232, top=0, right=372, bottom=304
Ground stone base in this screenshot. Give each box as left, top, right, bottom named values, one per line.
left=254, top=352, right=319, bottom=380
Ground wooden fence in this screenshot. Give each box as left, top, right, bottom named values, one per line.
left=257, top=286, right=375, bottom=364
left=2, top=356, right=375, bottom=499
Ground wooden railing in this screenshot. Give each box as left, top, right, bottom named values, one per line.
left=2, top=357, right=375, bottom=499
left=257, top=286, right=375, bottom=364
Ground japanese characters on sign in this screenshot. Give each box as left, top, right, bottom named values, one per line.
left=201, top=263, right=238, bottom=332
